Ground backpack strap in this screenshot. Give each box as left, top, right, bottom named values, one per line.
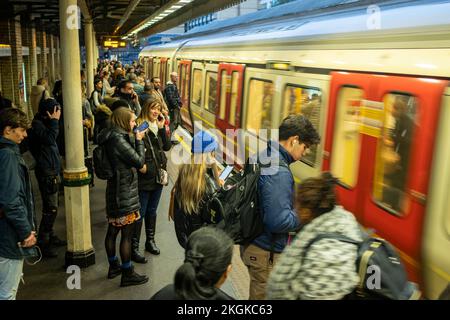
left=301, top=233, right=360, bottom=261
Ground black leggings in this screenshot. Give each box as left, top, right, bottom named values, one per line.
left=105, top=223, right=135, bottom=264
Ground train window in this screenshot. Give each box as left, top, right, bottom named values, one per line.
left=330, top=86, right=363, bottom=188
left=184, top=65, right=190, bottom=103
left=192, top=69, right=203, bottom=106
left=373, top=93, right=418, bottom=215
left=246, top=79, right=274, bottom=131
left=283, top=85, right=322, bottom=166
left=219, top=70, right=227, bottom=120
left=205, top=71, right=217, bottom=114
left=229, top=72, right=240, bottom=126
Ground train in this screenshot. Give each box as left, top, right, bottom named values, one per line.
left=139, top=0, right=450, bottom=299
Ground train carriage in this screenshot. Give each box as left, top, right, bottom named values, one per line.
left=140, top=0, right=450, bottom=299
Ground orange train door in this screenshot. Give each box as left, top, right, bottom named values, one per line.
left=160, top=57, right=168, bottom=91
left=177, top=60, right=193, bottom=132
left=360, top=76, right=448, bottom=286
left=215, top=63, right=245, bottom=165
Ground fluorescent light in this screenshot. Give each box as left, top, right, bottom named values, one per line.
left=164, top=9, right=176, bottom=13
left=179, top=0, right=193, bottom=3
left=171, top=5, right=183, bottom=9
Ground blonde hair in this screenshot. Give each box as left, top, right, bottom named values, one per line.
left=111, top=107, right=134, bottom=132
left=137, top=100, right=161, bottom=126
left=174, top=154, right=209, bottom=216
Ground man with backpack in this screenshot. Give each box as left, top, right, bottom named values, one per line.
left=241, top=114, right=320, bottom=300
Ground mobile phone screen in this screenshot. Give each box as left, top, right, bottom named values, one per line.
left=135, top=121, right=149, bottom=132
left=219, top=165, right=234, bottom=181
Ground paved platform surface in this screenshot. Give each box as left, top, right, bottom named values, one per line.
left=17, top=129, right=250, bottom=300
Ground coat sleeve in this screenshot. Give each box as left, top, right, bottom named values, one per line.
left=0, top=151, right=33, bottom=241
left=114, top=136, right=145, bottom=169
left=32, top=118, right=59, bottom=145
left=259, top=170, right=300, bottom=234
left=173, top=206, right=188, bottom=250
left=158, top=128, right=172, bottom=152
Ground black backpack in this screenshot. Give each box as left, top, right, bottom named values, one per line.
left=93, top=143, right=113, bottom=180
left=303, top=232, right=421, bottom=300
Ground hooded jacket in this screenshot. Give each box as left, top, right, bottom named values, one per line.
left=267, top=206, right=363, bottom=300
left=30, top=85, right=50, bottom=116
left=98, top=126, right=145, bottom=218
left=0, top=137, right=37, bottom=259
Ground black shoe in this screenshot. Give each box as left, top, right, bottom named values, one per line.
left=50, top=234, right=67, bottom=247
left=171, top=140, right=180, bottom=145
left=108, top=260, right=122, bottom=279
left=145, top=216, right=160, bottom=255
left=40, top=245, right=58, bottom=258
left=131, top=250, right=148, bottom=264
left=145, top=240, right=160, bottom=255
left=120, top=267, right=149, bottom=287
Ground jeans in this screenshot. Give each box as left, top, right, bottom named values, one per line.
left=0, top=256, right=24, bottom=300
left=139, top=186, right=163, bottom=220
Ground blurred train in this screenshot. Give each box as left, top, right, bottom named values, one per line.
left=140, top=0, right=450, bottom=298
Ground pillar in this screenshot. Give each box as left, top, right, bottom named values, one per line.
left=84, top=19, right=94, bottom=98
left=60, top=0, right=95, bottom=268
left=22, top=21, right=38, bottom=117
left=55, top=36, right=61, bottom=81
left=93, top=31, right=99, bottom=69
left=49, top=34, right=56, bottom=86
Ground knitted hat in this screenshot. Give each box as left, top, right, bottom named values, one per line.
left=38, top=98, right=60, bottom=116
left=191, top=130, right=218, bottom=154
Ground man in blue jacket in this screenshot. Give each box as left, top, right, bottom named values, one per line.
left=0, top=108, right=37, bottom=300
left=241, top=115, right=320, bottom=300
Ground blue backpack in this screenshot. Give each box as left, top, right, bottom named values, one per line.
left=303, top=232, right=421, bottom=300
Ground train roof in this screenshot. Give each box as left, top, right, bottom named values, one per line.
left=140, top=0, right=450, bottom=77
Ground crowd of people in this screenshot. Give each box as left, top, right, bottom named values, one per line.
left=1, top=58, right=448, bottom=301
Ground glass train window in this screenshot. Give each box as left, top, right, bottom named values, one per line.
left=373, top=93, right=418, bottom=216
left=191, top=69, right=202, bottom=106
left=205, top=71, right=217, bottom=114
left=246, top=79, right=274, bottom=131
left=283, top=85, right=322, bottom=166
left=229, top=72, right=240, bottom=126
left=219, top=70, right=227, bottom=120
left=330, top=86, right=363, bottom=188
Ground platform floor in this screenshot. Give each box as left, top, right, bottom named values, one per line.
left=16, top=131, right=250, bottom=300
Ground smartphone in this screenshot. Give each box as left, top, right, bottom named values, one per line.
left=219, top=165, right=234, bottom=181
left=134, top=121, right=149, bottom=133
left=157, top=114, right=164, bottom=122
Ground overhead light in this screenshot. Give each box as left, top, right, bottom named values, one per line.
left=171, top=5, right=183, bottom=9
left=179, top=0, right=193, bottom=3
left=164, top=9, right=176, bottom=13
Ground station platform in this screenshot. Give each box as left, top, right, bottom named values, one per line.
left=16, top=129, right=250, bottom=300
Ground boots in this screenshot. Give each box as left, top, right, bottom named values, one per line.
left=108, top=259, right=122, bottom=279
left=120, top=266, right=149, bottom=287
left=145, top=215, right=160, bottom=255
left=38, top=213, right=58, bottom=258
left=50, top=232, right=67, bottom=247
left=131, top=220, right=147, bottom=264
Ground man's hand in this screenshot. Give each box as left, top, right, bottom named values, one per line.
left=21, top=231, right=37, bottom=248
left=47, top=106, right=61, bottom=120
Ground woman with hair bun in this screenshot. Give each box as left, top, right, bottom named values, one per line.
left=267, top=172, right=364, bottom=300
left=151, top=226, right=234, bottom=300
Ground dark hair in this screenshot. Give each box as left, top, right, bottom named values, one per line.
left=297, top=172, right=338, bottom=216
left=110, top=99, right=130, bottom=112
left=279, top=114, right=320, bottom=146
left=0, top=108, right=30, bottom=134
left=94, top=76, right=102, bottom=86
left=118, top=80, right=132, bottom=90
left=38, top=98, right=60, bottom=117
left=174, top=227, right=233, bottom=300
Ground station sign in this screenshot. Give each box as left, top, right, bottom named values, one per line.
left=102, top=36, right=127, bottom=49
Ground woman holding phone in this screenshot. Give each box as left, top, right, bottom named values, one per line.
left=170, top=130, right=223, bottom=249
left=97, top=107, right=148, bottom=287
left=134, top=99, right=172, bottom=262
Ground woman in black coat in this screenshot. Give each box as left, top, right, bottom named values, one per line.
left=132, top=99, right=171, bottom=263
left=97, top=107, right=148, bottom=287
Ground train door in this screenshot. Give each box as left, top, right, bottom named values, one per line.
left=198, top=63, right=219, bottom=132
left=147, top=57, right=153, bottom=79
left=190, top=62, right=205, bottom=131
left=177, top=60, right=192, bottom=131
left=160, top=58, right=168, bottom=91
left=323, top=72, right=375, bottom=220
left=362, top=76, right=448, bottom=285
left=215, top=63, right=245, bottom=165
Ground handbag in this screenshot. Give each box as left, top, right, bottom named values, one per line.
left=147, top=134, right=169, bottom=186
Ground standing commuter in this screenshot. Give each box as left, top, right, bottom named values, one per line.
left=163, top=72, right=182, bottom=132
left=0, top=108, right=36, bottom=300
left=241, top=114, right=320, bottom=300
left=151, top=77, right=169, bottom=116
left=97, top=107, right=148, bottom=287
left=113, top=80, right=141, bottom=116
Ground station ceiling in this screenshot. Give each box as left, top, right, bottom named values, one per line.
left=2, top=0, right=246, bottom=42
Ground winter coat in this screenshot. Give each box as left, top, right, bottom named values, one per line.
left=267, top=206, right=363, bottom=300
left=252, top=141, right=301, bottom=253
left=113, top=92, right=141, bottom=116
left=98, top=126, right=145, bottom=218
left=0, top=137, right=36, bottom=259
left=163, top=82, right=181, bottom=111
left=137, top=126, right=171, bottom=192
left=28, top=114, right=61, bottom=176
left=173, top=170, right=219, bottom=249
left=30, top=85, right=50, bottom=115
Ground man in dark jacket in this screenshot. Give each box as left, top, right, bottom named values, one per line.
left=113, top=80, right=141, bottom=116
left=0, top=108, right=37, bottom=300
left=163, top=72, right=182, bottom=131
left=28, top=98, right=66, bottom=257
left=241, top=114, right=320, bottom=300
